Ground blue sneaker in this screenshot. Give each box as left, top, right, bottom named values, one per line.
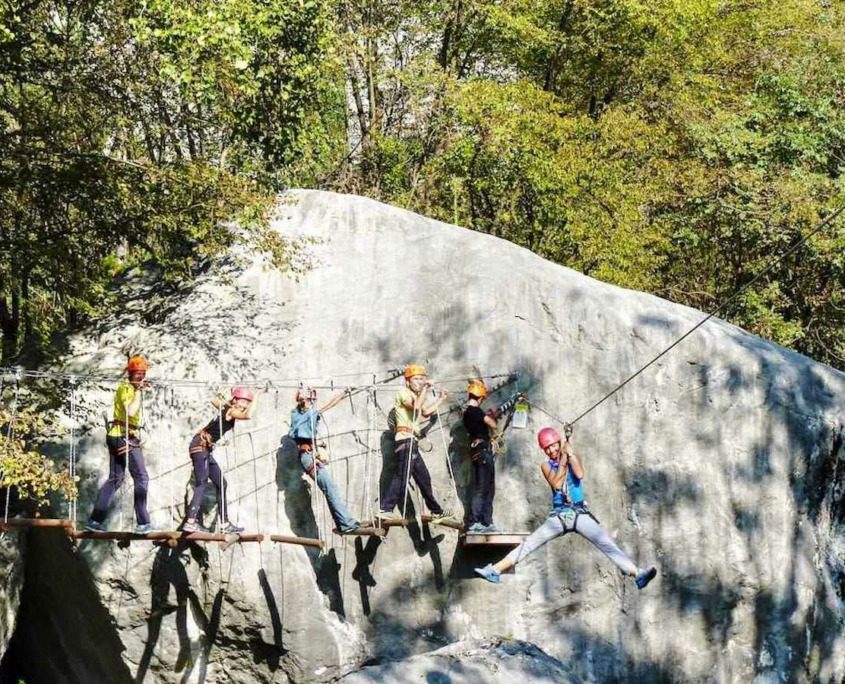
left=481, top=523, right=500, bottom=533
left=636, top=567, right=657, bottom=590
left=84, top=520, right=106, bottom=532
left=467, top=523, right=486, bottom=533
left=135, top=523, right=157, bottom=534
left=474, top=564, right=501, bottom=584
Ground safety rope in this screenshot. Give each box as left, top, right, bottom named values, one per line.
left=68, top=379, right=78, bottom=524
left=561, top=202, right=845, bottom=429
left=433, top=399, right=461, bottom=509
left=2, top=376, right=22, bottom=524
left=0, top=366, right=518, bottom=393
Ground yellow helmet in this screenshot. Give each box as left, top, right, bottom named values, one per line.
left=404, top=364, right=427, bottom=380
left=467, top=380, right=488, bottom=399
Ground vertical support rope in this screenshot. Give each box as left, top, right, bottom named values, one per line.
left=400, top=403, right=420, bottom=523
left=167, top=386, right=176, bottom=529
left=434, top=400, right=460, bottom=507
left=3, top=378, right=21, bottom=524
left=218, top=399, right=227, bottom=531
left=248, top=432, right=260, bottom=533
left=68, top=379, right=78, bottom=524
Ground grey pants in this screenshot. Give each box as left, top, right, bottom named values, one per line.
left=504, top=507, right=638, bottom=575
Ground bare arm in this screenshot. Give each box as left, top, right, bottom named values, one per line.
left=540, top=462, right=567, bottom=491
left=421, top=389, right=449, bottom=417
left=320, top=389, right=349, bottom=413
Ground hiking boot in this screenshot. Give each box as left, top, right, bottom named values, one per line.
left=338, top=522, right=362, bottom=535
left=84, top=520, right=106, bottom=532
left=222, top=522, right=244, bottom=535
left=429, top=510, right=459, bottom=525
left=182, top=519, right=208, bottom=533
left=135, top=523, right=157, bottom=534
left=636, top=566, right=657, bottom=590
left=474, top=564, right=501, bottom=584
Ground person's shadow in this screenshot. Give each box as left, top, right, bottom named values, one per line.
left=275, top=435, right=345, bottom=617
left=135, top=542, right=225, bottom=683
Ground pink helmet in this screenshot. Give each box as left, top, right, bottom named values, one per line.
left=231, top=386, right=254, bottom=402
left=537, top=426, right=562, bottom=449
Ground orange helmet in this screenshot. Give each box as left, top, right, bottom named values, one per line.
left=404, top=364, right=427, bottom=380
left=467, top=380, right=488, bottom=399
left=125, top=355, right=149, bottom=373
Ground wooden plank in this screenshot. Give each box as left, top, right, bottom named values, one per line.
left=70, top=530, right=263, bottom=543
left=420, top=514, right=465, bottom=532
left=0, top=518, right=75, bottom=529
left=270, top=534, right=324, bottom=549
left=360, top=518, right=410, bottom=528
left=335, top=526, right=386, bottom=537
left=461, top=533, right=529, bottom=546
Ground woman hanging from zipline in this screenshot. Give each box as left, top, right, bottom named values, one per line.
left=288, top=385, right=362, bottom=534
left=474, top=426, right=657, bottom=589
left=182, top=386, right=256, bottom=534
left=85, top=355, right=155, bottom=533
left=377, top=364, right=457, bottom=524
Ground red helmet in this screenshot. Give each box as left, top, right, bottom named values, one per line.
left=231, top=386, right=254, bottom=402
left=537, top=427, right=561, bottom=450
left=125, top=355, right=149, bottom=373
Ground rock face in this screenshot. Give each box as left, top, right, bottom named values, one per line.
left=336, top=638, right=576, bottom=683
left=4, top=189, right=845, bottom=682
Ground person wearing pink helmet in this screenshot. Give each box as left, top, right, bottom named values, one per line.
left=474, top=426, right=657, bottom=589
left=183, top=386, right=257, bottom=533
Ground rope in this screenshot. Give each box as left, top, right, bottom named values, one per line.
left=0, top=367, right=518, bottom=393
left=399, top=401, right=420, bottom=523
left=2, top=377, right=21, bottom=524
left=563, top=202, right=845, bottom=428
left=68, top=380, right=78, bottom=524
left=433, top=399, right=461, bottom=508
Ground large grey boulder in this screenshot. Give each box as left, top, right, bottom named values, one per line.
left=15, top=189, right=845, bottom=682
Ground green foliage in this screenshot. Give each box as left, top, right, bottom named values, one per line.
left=0, top=0, right=336, bottom=363
left=0, top=406, right=76, bottom=510
left=329, top=0, right=845, bottom=369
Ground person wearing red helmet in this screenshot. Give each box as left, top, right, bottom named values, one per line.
left=377, top=364, right=456, bottom=524
left=474, top=426, right=657, bottom=590
left=182, top=386, right=257, bottom=533
left=288, top=386, right=361, bottom=533
left=86, top=355, right=156, bottom=533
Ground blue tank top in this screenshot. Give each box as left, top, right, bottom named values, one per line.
left=548, top=459, right=584, bottom=509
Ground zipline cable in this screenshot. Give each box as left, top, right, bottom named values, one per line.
left=559, top=202, right=845, bottom=429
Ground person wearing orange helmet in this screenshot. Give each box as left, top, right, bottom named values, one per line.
left=474, top=426, right=657, bottom=590
left=377, top=364, right=456, bottom=524
left=182, top=386, right=257, bottom=534
left=463, top=379, right=500, bottom=533
left=85, top=355, right=155, bottom=533
left=288, top=386, right=360, bottom=534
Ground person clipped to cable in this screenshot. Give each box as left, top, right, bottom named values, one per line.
left=377, top=364, right=457, bottom=524
left=182, top=387, right=256, bottom=534
left=85, top=355, right=156, bottom=533
left=289, top=386, right=361, bottom=534
left=474, top=426, right=657, bottom=590
left=463, top=379, right=500, bottom=533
